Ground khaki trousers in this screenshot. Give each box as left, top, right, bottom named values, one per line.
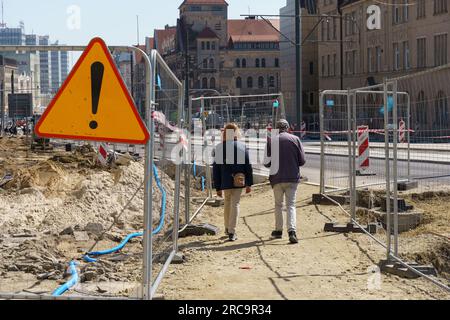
left=223, top=189, right=243, bottom=234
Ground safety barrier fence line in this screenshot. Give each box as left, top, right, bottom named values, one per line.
left=0, top=293, right=131, bottom=301
left=320, top=194, right=450, bottom=293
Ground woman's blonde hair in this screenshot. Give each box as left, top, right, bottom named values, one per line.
left=222, top=123, right=241, bottom=141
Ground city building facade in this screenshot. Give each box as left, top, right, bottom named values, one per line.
left=280, top=0, right=319, bottom=123
left=318, top=0, right=450, bottom=130
left=153, top=0, right=281, bottom=101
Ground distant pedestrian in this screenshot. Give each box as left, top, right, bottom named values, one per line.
left=265, top=119, right=306, bottom=244
left=213, top=123, right=253, bottom=242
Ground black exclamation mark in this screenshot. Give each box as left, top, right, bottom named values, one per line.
left=89, top=61, right=104, bottom=130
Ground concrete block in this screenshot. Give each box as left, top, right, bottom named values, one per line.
left=380, top=260, right=437, bottom=279
left=375, top=210, right=423, bottom=233
left=178, top=223, right=219, bottom=238
left=380, top=197, right=413, bottom=213
left=312, top=194, right=349, bottom=205
left=398, top=181, right=419, bottom=191
left=324, top=222, right=377, bottom=234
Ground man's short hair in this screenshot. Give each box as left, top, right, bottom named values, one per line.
left=276, top=119, right=290, bottom=131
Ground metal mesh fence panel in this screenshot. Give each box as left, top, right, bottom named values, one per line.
left=0, top=45, right=169, bottom=299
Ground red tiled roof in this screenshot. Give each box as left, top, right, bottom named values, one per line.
left=228, top=19, right=280, bottom=43
left=197, top=27, right=218, bottom=39
left=179, top=0, right=228, bottom=8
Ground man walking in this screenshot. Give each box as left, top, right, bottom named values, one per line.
left=265, top=119, right=306, bottom=244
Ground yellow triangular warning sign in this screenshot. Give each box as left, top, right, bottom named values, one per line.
left=35, top=37, right=150, bottom=145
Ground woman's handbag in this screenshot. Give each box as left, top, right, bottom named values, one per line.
left=232, top=173, right=246, bottom=188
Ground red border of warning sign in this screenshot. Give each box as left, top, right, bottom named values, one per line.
left=35, top=37, right=150, bottom=145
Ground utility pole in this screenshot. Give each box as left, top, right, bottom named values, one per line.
left=338, top=1, right=344, bottom=90
left=184, top=22, right=190, bottom=119
left=295, top=0, right=302, bottom=129
left=0, top=80, right=4, bottom=137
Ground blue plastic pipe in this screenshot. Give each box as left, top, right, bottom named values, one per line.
left=83, top=164, right=167, bottom=263
left=201, top=176, right=205, bottom=192
left=52, top=261, right=79, bottom=296
left=193, top=160, right=197, bottom=177
left=83, top=232, right=144, bottom=262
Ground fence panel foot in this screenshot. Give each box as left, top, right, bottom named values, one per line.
left=324, top=222, right=377, bottom=234
left=380, top=260, right=438, bottom=279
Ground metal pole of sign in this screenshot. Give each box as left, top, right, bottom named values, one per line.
left=351, top=91, right=357, bottom=222
left=173, top=84, right=184, bottom=254
left=185, top=97, right=192, bottom=225
left=319, top=92, right=325, bottom=194
left=346, top=89, right=353, bottom=222
left=407, top=94, right=411, bottom=182
left=142, top=49, right=155, bottom=301
left=201, top=97, right=213, bottom=199
left=383, top=79, right=392, bottom=260
left=392, top=80, right=399, bottom=257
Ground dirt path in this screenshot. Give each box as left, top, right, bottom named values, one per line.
left=160, top=184, right=449, bottom=300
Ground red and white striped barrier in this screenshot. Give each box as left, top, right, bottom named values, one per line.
left=98, top=143, right=109, bottom=165
left=357, top=126, right=370, bottom=172
left=300, top=121, right=306, bottom=139
left=152, top=111, right=188, bottom=149
left=399, top=119, right=407, bottom=143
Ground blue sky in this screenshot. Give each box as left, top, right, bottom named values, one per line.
left=5, top=0, right=286, bottom=46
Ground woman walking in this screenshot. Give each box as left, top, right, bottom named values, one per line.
left=213, top=123, right=253, bottom=241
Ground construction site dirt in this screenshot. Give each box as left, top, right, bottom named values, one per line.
left=0, top=137, right=448, bottom=299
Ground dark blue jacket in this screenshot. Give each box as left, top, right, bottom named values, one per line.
left=213, top=140, right=253, bottom=191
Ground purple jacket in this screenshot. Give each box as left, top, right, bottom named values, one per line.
left=264, top=132, right=306, bottom=186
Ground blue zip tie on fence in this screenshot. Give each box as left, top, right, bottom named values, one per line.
left=52, top=261, right=79, bottom=296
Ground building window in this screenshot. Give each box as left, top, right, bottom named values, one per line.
left=333, top=17, right=337, bottom=40
left=417, top=0, right=426, bottom=18
left=393, top=43, right=400, bottom=70
left=236, top=77, right=242, bottom=88
left=434, top=0, right=448, bottom=15
left=210, top=77, right=216, bottom=89
left=262, top=58, right=266, bottom=68
left=274, top=58, right=279, bottom=68
left=322, top=56, right=325, bottom=76
left=258, top=76, right=264, bottom=88
left=321, top=20, right=325, bottom=40
left=212, top=41, right=216, bottom=50
left=242, top=59, right=247, bottom=68
left=269, top=76, right=275, bottom=88
left=203, top=58, right=208, bottom=69
left=209, top=58, right=215, bottom=69
left=310, top=61, right=314, bottom=75
left=201, top=41, right=205, bottom=50
left=235, top=59, right=240, bottom=68
left=435, top=91, right=449, bottom=124
left=327, top=55, right=331, bottom=77
left=367, top=48, right=373, bottom=73
left=417, top=91, right=428, bottom=126
left=333, top=54, right=337, bottom=76
left=417, top=37, right=427, bottom=68
left=202, top=77, right=208, bottom=89
left=247, top=77, right=253, bottom=88
left=403, top=0, right=409, bottom=22
left=255, top=58, right=260, bottom=68
left=309, top=92, right=314, bottom=106
left=403, top=41, right=410, bottom=69
left=434, top=34, right=448, bottom=66
left=376, top=46, right=382, bottom=72
left=393, top=0, right=401, bottom=24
